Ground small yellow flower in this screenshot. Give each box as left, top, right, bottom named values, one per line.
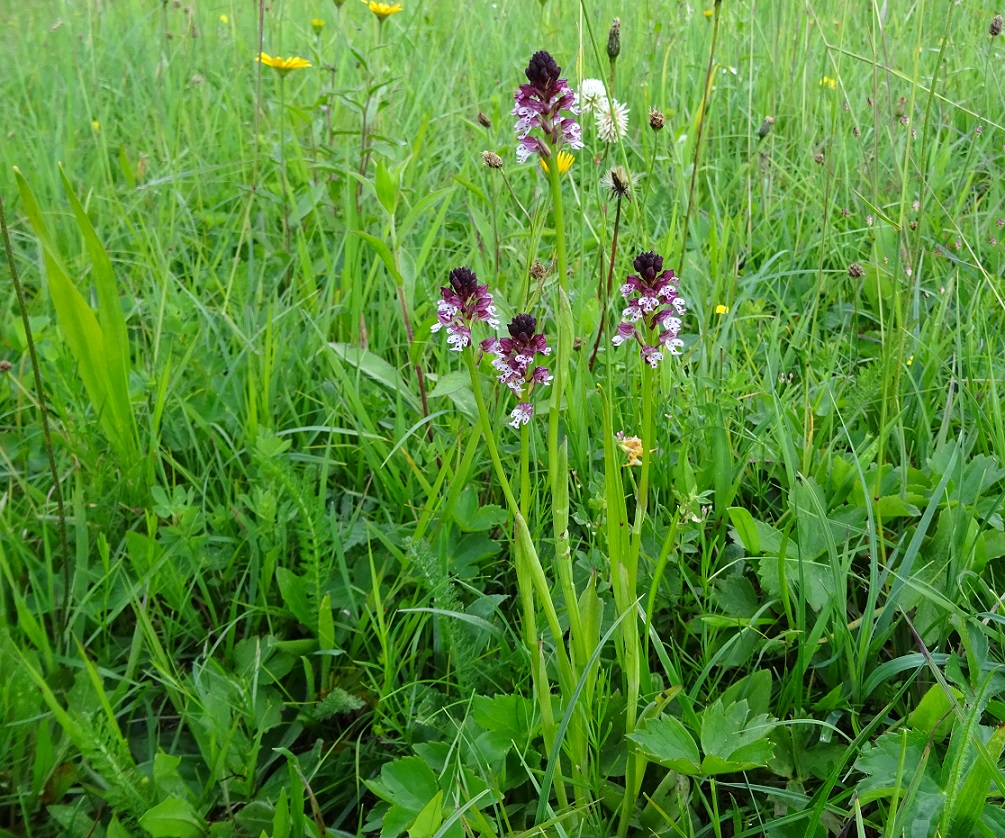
left=91, top=120, right=100, bottom=132
left=906, top=355, right=914, bottom=366
left=219, top=14, right=229, bottom=24
left=714, top=304, right=729, bottom=314
left=618, top=435, right=644, bottom=467
left=540, top=150, right=574, bottom=176
left=257, top=52, right=312, bottom=76
left=362, top=0, right=403, bottom=21
left=703, top=8, right=713, bottom=18
left=818, top=76, right=837, bottom=90
left=311, top=18, right=325, bottom=34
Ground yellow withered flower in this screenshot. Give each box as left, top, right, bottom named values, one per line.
left=362, top=1, right=403, bottom=21
left=257, top=53, right=312, bottom=76
left=540, top=150, right=574, bottom=176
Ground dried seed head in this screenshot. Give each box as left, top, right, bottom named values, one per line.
left=529, top=259, right=549, bottom=281
left=757, top=115, right=775, bottom=139
left=601, top=165, right=634, bottom=202
left=649, top=107, right=666, bottom=131
left=0, top=360, right=11, bottom=373
left=607, top=18, right=621, bottom=62
left=991, top=14, right=1004, bottom=36
left=910, top=221, right=918, bottom=230
left=482, top=150, right=504, bottom=169
left=814, top=151, right=825, bottom=165
left=852, top=125, right=860, bottom=137
left=477, top=111, right=492, bottom=128
left=848, top=262, right=864, bottom=278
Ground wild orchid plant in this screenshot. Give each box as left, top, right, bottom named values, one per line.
left=431, top=45, right=689, bottom=833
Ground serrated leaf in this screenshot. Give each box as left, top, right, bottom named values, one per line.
left=627, top=715, right=701, bottom=774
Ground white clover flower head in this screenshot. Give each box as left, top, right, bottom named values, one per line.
left=596, top=99, right=630, bottom=143
left=578, top=78, right=607, bottom=113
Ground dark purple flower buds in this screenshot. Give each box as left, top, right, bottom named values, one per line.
left=432, top=266, right=500, bottom=350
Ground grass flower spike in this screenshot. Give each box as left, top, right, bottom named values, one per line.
left=612, top=250, right=686, bottom=367
left=257, top=53, right=312, bottom=76
left=481, top=314, right=552, bottom=427
left=596, top=99, right=629, bottom=143
left=432, top=266, right=499, bottom=351
left=540, top=150, right=574, bottom=175
left=363, top=0, right=403, bottom=21
left=513, top=50, right=583, bottom=164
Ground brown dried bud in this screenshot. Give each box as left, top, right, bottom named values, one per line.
left=813, top=151, right=825, bottom=165
left=477, top=111, right=492, bottom=128
left=648, top=108, right=666, bottom=132
left=607, top=18, right=621, bottom=62
left=529, top=259, right=548, bottom=281
left=481, top=150, right=503, bottom=169
left=991, top=14, right=1003, bottom=36
left=757, top=115, right=775, bottom=139
left=0, top=360, right=11, bottom=373
left=848, top=262, right=864, bottom=278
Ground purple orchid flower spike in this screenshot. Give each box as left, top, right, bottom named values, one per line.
left=512, top=50, right=584, bottom=164
left=481, top=313, right=552, bottom=428
left=611, top=251, right=686, bottom=367
left=432, top=266, right=499, bottom=351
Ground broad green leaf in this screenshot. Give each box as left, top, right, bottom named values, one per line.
left=628, top=715, right=701, bottom=775
left=727, top=507, right=762, bottom=555
left=275, top=568, right=313, bottom=628
left=408, top=789, right=443, bottom=837
left=138, top=797, right=205, bottom=838
left=906, top=684, right=962, bottom=741
left=58, top=165, right=135, bottom=454
left=452, top=487, right=507, bottom=532
left=353, top=230, right=403, bottom=284
left=366, top=756, right=440, bottom=813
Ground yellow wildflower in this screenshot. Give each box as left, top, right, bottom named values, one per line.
left=714, top=304, right=729, bottom=314
left=219, top=14, right=229, bottom=24
left=257, top=52, right=312, bottom=76
left=311, top=18, right=326, bottom=34
left=540, top=150, right=574, bottom=176
left=819, top=76, right=837, bottom=90
left=703, top=8, right=713, bottom=18
left=91, top=120, right=100, bottom=132
left=906, top=355, right=914, bottom=366
left=362, top=1, right=403, bottom=21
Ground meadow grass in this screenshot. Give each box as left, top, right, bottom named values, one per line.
left=2, top=0, right=1005, bottom=835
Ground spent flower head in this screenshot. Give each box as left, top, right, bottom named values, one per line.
left=612, top=250, right=686, bottom=367
left=649, top=107, right=666, bottom=131
left=513, top=50, right=583, bottom=164
left=432, top=266, right=499, bottom=351
left=600, top=166, right=637, bottom=202
left=481, top=314, right=552, bottom=428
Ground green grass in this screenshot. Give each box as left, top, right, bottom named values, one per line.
left=2, top=0, right=1005, bottom=836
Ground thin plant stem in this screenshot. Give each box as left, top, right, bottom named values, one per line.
left=279, top=76, right=291, bottom=256
left=589, top=191, right=623, bottom=371
left=0, top=195, right=71, bottom=644
left=680, top=0, right=723, bottom=268
left=617, top=359, right=654, bottom=837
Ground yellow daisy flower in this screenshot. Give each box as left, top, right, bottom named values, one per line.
left=362, top=0, right=403, bottom=21
left=257, top=52, right=312, bottom=76
left=540, top=150, right=574, bottom=176
left=714, top=304, right=729, bottom=314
